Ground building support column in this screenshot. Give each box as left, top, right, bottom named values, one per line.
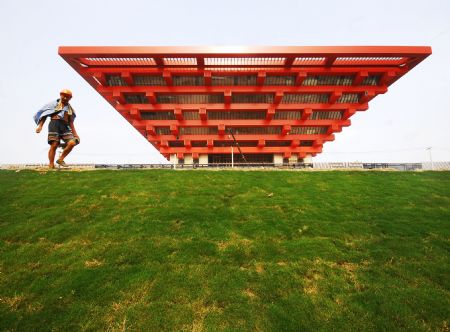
left=184, top=154, right=193, bottom=166
left=170, top=154, right=179, bottom=165
left=303, top=154, right=313, bottom=164
left=199, top=154, right=208, bottom=165
left=288, top=154, right=298, bottom=164
left=274, top=153, right=283, bottom=166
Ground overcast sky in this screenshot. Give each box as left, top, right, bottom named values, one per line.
left=0, top=0, right=449, bottom=164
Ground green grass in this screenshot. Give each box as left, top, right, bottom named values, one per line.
left=0, top=170, right=449, bottom=331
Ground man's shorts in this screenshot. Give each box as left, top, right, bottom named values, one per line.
left=48, top=119, right=75, bottom=145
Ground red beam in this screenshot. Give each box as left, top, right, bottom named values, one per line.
left=83, top=66, right=409, bottom=76
left=313, top=140, right=323, bottom=147
left=100, top=85, right=388, bottom=94
left=218, top=124, right=225, bottom=135
left=130, top=107, right=140, bottom=119
left=199, top=108, right=207, bottom=121
left=174, top=108, right=183, bottom=120
left=159, top=146, right=323, bottom=154
left=379, top=71, right=397, bottom=86
left=329, top=92, right=342, bottom=104
left=360, top=91, right=376, bottom=103
left=146, top=124, right=156, bottom=135
left=325, top=56, right=337, bottom=66
left=122, top=72, right=133, bottom=86
left=117, top=103, right=369, bottom=111
left=282, top=124, right=291, bottom=136
left=302, top=108, right=312, bottom=120
left=163, top=71, right=173, bottom=86
left=274, top=92, right=284, bottom=104
left=295, top=72, right=307, bottom=86
left=225, top=91, right=232, bottom=104
left=197, top=57, right=205, bottom=68
left=285, top=57, right=295, bottom=67
left=59, top=46, right=432, bottom=59
left=266, top=107, right=275, bottom=120
left=343, top=108, right=357, bottom=119
left=146, top=92, right=157, bottom=104
left=327, top=123, right=341, bottom=134
left=353, top=71, right=368, bottom=86
left=154, top=57, right=164, bottom=67
left=204, top=71, right=212, bottom=86
left=112, top=90, right=125, bottom=104
left=150, top=134, right=335, bottom=141
left=257, top=71, right=266, bottom=86
left=170, top=124, right=178, bottom=136
left=132, top=120, right=145, bottom=130
left=135, top=119, right=350, bottom=126
left=93, top=72, right=106, bottom=86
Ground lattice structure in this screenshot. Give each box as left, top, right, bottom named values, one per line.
left=59, top=46, right=431, bottom=164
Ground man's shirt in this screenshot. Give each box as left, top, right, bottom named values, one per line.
left=33, top=99, right=76, bottom=125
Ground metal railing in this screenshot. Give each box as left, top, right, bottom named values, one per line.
left=1, top=162, right=449, bottom=171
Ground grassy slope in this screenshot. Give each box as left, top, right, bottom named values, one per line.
left=0, top=170, right=449, bottom=331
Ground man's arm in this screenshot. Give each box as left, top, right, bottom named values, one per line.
left=35, top=117, right=46, bottom=133
left=69, top=119, right=80, bottom=142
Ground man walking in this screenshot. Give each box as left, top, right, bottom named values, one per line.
left=34, top=89, right=80, bottom=169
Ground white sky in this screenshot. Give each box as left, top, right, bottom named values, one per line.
left=1, top=0, right=449, bottom=164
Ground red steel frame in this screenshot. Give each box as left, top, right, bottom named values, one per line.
left=58, top=46, right=431, bottom=162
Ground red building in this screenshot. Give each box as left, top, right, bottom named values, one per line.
left=59, top=46, right=431, bottom=165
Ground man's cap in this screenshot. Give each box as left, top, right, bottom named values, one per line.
left=60, top=89, right=72, bottom=97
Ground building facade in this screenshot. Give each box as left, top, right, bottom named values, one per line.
left=59, top=46, right=431, bottom=165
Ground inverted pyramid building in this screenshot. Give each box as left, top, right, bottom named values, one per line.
left=59, top=46, right=431, bottom=164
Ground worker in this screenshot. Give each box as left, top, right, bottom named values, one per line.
left=34, top=89, right=80, bottom=169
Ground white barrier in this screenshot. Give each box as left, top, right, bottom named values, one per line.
left=422, top=162, right=450, bottom=170
left=1, top=162, right=449, bottom=171
left=313, top=162, right=364, bottom=169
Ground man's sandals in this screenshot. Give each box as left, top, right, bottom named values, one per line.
left=55, top=138, right=79, bottom=169
left=56, top=159, right=69, bottom=168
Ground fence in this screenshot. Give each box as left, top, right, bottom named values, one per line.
left=1, top=162, right=449, bottom=170
left=421, top=161, right=450, bottom=170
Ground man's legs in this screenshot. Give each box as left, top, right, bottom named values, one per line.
left=48, top=141, right=59, bottom=168
left=57, top=140, right=76, bottom=164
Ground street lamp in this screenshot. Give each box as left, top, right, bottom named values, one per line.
left=227, top=128, right=247, bottom=167
left=426, top=147, right=433, bottom=170
left=228, top=134, right=234, bottom=168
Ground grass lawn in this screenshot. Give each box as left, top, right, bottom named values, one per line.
left=0, top=170, right=449, bottom=331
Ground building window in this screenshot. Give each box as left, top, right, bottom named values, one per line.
left=157, top=94, right=224, bottom=104
left=302, top=75, right=353, bottom=86
left=124, top=94, right=149, bottom=104
left=173, top=76, right=205, bottom=86
left=134, top=75, right=166, bottom=86
left=232, top=94, right=274, bottom=103
left=106, top=75, right=127, bottom=86
left=310, top=111, right=343, bottom=120
left=265, top=75, right=296, bottom=86
left=282, top=94, right=329, bottom=103
left=141, top=111, right=175, bottom=120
